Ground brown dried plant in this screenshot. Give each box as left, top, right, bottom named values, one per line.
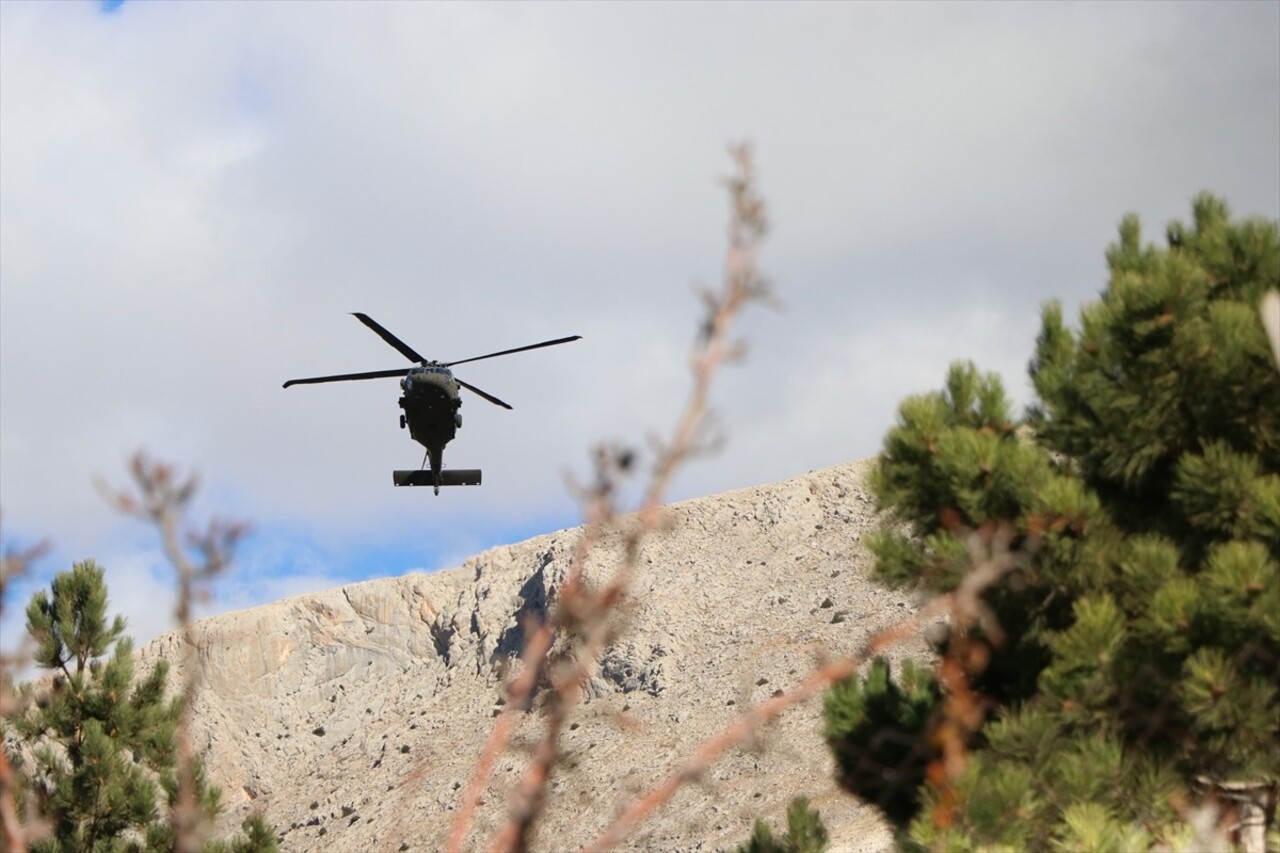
left=0, top=521, right=50, bottom=853
left=444, top=143, right=1041, bottom=853
left=99, top=454, right=249, bottom=853
left=443, top=143, right=771, bottom=853
left=583, top=523, right=1039, bottom=851
left=919, top=522, right=1039, bottom=831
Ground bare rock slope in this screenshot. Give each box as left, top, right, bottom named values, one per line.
left=140, top=457, right=929, bottom=851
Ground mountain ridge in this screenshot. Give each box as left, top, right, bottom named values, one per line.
left=138, top=456, right=928, bottom=851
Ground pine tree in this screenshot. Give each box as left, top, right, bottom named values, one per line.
left=824, top=194, right=1279, bottom=848
left=7, top=560, right=277, bottom=852
left=737, top=797, right=830, bottom=853
left=823, top=658, right=942, bottom=827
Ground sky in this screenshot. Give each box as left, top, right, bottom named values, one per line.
left=2, top=0, right=1278, bottom=655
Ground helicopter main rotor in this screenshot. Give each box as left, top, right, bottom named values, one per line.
left=282, top=367, right=410, bottom=388
left=352, top=312, right=427, bottom=364
left=281, top=313, right=582, bottom=410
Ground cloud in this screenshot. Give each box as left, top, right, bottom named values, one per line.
left=2, top=1, right=1277, bottom=647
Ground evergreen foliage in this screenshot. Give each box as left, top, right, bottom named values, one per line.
left=737, top=797, right=829, bottom=853
left=6, top=560, right=277, bottom=852
left=825, top=194, right=1280, bottom=846
left=823, top=658, right=942, bottom=825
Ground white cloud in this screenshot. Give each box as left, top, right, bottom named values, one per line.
left=2, top=1, right=1277, bottom=644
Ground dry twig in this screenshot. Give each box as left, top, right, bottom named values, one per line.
left=586, top=522, right=1038, bottom=849
left=444, top=144, right=771, bottom=853
left=0, top=524, right=50, bottom=853
left=447, top=144, right=1052, bottom=853
left=100, top=453, right=248, bottom=853
left=581, top=597, right=943, bottom=853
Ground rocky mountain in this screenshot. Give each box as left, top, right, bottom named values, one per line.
left=138, top=457, right=932, bottom=852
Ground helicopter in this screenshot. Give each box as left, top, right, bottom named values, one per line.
left=284, top=313, right=581, bottom=494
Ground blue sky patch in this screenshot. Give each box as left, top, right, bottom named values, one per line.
left=100, top=0, right=126, bottom=13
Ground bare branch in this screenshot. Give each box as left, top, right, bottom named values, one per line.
left=446, top=144, right=774, bottom=853
left=0, top=519, right=51, bottom=852
left=582, top=597, right=947, bottom=852
left=103, top=452, right=248, bottom=853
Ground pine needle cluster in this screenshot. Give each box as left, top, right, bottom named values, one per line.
left=824, top=193, right=1279, bottom=848
left=5, top=560, right=275, bottom=852
left=738, top=797, right=830, bottom=853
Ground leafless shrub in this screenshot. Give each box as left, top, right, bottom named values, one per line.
left=443, top=144, right=771, bottom=852
left=585, top=523, right=1039, bottom=851
left=0, top=521, right=50, bottom=853
left=445, top=143, right=1035, bottom=853
left=441, top=144, right=1031, bottom=852
left=99, top=453, right=249, bottom=853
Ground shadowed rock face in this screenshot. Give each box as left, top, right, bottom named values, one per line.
left=139, top=458, right=928, bottom=852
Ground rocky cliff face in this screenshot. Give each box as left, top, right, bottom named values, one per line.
left=139, top=457, right=930, bottom=851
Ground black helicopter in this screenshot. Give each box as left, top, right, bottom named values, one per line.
left=284, top=313, right=580, bottom=494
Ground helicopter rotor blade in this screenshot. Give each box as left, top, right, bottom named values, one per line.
left=283, top=368, right=410, bottom=389
left=456, top=378, right=513, bottom=410
left=444, top=335, right=582, bottom=368
left=352, top=313, right=427, bottom=364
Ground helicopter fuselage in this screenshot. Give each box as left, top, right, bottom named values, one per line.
left=399, top=363, right=462, bottom=474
